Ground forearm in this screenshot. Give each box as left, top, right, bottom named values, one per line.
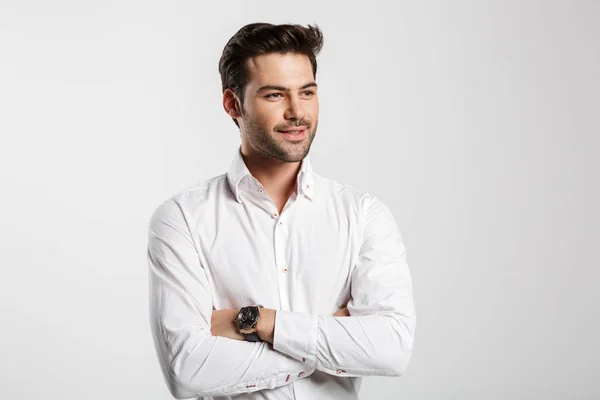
left=151, top=311, right=315, bottom=399
left=147, top=199, right=314, bottom=399
left=266, top=193, right=419, bottom=378
left=271, top=310, right=416, bottom=377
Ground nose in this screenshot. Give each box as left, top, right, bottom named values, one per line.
left=284, top=95, right=305, bottom=121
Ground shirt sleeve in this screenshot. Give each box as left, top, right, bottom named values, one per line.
left=147, top=198, right=315, bottom=399
left=272, top=194, right=417, bottom=377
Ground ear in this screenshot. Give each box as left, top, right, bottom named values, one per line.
left=223, top=89, right=242, bottom=119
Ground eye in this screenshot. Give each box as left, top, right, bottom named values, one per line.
left=265, top=93, right=282, bottom=99
left=302, top=91, right=315, bottom=97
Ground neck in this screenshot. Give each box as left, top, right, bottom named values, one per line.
left=240, top=146, right=302, bottom=200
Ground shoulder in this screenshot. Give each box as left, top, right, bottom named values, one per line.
left=148, top=173, right=228, bottom=225
left=313, top=172, right=388, bottom=215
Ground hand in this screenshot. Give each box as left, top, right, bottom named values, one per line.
left=210, top=309, right=245, bottom=341
left=257, top=306, right=349, bottom=345
left=257, top=308, right=276, bottom=344
left=333, top=306, right=350, bottom=317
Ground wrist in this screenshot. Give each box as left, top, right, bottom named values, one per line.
left=257, top=308, right=276, bottom=343
left=235, top=305, right=265, bottom=342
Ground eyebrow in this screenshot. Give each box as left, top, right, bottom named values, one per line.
left=256, top=82, right=318, bottom=93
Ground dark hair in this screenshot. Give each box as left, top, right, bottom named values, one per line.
left=218, top=23, right=324, bottom=128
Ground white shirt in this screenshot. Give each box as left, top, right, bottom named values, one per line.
left=147, top=147, right=417, bottom=400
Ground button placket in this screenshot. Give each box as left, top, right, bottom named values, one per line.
left=275, top=215, right=288, bottom=274
left=273, top=209, right=291, bottom=311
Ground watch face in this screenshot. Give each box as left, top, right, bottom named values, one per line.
left=237, top=306, right=260, bottom=329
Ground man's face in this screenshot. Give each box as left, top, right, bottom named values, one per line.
left=238, top=52, right=319, bottom=163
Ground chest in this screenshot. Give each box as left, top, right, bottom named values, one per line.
left=193, top=198, right=363, bottom=314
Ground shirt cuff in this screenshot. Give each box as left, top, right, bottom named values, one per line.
left=273, top=310, right=319, bottom=368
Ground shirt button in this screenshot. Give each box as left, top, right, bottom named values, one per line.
left=272, top=212, right=278, bottom=218
left=282, top=268, right=288, bottom=273
left=336, top=369, right=346, bottom=374
left=278, top=221, right=284, bottom=225
left=258, top=188, right=264, bottom=193
left=298, top=372, right=305, bottom=377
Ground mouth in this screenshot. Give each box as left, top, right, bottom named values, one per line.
left=278, top=127, right=308, bottom=140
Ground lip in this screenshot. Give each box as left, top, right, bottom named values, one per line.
left=278, top=128, right=307, bottom=141
left=278, top=126, right=308, bottom=132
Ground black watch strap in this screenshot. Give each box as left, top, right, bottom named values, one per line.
left=243, top=332, right=262, bottom=342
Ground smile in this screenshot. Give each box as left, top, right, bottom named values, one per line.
left=278, top=128, right=307, bottom=140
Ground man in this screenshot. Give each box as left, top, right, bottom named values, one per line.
left=147, top=23, right=417, bottom=400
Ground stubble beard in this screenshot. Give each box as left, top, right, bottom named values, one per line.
left=241, top=109, right=318, bottom=163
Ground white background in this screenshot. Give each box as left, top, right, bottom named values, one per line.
left=1, top=1, right=598, bottom=399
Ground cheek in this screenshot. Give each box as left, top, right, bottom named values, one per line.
left=308, top=99, right=319, bottom=116
left=256, top=105, right=285, bottom=128
left=251, top=101, right=275, bottom=116
left=244, top=108, right=267, bottom=128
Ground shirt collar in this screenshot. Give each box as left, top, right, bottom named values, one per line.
left=226, top=146, right=315, bottom=204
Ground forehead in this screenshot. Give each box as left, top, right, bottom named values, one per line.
left=245, top=52, right=314, bottom=88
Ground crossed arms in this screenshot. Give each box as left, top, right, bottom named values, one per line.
left=147, top=196, right=417, bottom=399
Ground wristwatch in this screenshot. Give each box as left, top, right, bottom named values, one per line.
left=235, top=305, right=264, bottom=342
